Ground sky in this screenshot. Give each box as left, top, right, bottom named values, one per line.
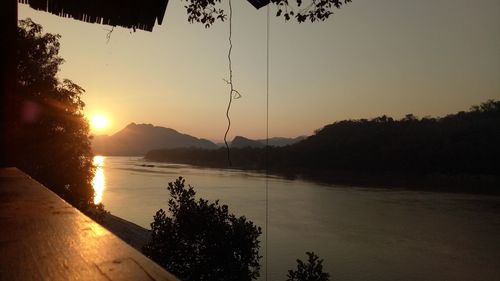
left=18, top=0, right=500, bottom=142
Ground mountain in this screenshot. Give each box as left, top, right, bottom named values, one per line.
left=230, top=136, right=306, bottom=148
left=231, top=136, right=265, bottom=148
left=92, top=123, right=217, bottom=156
left=144, top=100, right=500, bottom=191
left=256, top=136, right=306, bottom=147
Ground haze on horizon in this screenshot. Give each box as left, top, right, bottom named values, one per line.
left=18, top=0, right=500, bottom=142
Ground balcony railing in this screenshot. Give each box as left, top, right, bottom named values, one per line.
left=0, top=167, right=178, bottom=281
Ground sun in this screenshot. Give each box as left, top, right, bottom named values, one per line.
left=90, top=115, right=109, bottom=130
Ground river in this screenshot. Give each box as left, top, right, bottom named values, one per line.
left=93, top=156, right=500, bottom=281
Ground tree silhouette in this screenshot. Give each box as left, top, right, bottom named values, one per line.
left=286, top=252, right=330, bottom=281
left=5, top=18, right=95, bottom=209
left=143, top=177, right=262, bottom=281
left=183, top=0, right=352, bottom=27
left=145, top=100, right=500, bottom=191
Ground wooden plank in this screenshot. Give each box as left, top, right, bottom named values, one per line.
left=0, top=167, right=179, bottom=281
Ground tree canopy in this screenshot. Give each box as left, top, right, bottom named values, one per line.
left=6, top=18, right=95, bottom=209
left=183, top=0, right=352, bottom=27
left=143, top=177, right=262, bottom=281
left=145, top=100, right=500, bottom=191
left=286, top=252, right=330, bottom=281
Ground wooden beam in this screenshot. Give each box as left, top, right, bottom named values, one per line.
left=17, top=0, right=170, bottom=32
left=0, top=167, right=179, bottom=281
left=0, top=0, right=17, bottom=167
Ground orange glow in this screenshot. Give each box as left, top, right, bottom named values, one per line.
left=92, top=156, right=105, bottom=204
left=90, top=115, right=108, bottom=131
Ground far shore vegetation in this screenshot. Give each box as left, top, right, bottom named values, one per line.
left=145, top=100, right=500, bottom=193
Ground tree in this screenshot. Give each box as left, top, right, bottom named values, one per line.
left=6, top=18, right=95, bottom=209
left=183, top=0, right=352, bottom=27
left=286, top=252, right=330, bottom=281
left=143, top=177, right=262, bottom=281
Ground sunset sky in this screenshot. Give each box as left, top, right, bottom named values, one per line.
left=18, top=0, right=500, bottom=142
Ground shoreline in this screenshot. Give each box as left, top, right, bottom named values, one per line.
left=142, top=157, right=500, bottom=195
left=99, top=213, right=151, bottom=251
left=95, top=153, right=500, bottom=194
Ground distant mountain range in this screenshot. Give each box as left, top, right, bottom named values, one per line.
left=230, top=136, right=306, bottom=148
left=144, top=100, right=500, bottom=192
left=92, top=123, right=305, bottom=156
left=92, top=123, right=217, bottom=156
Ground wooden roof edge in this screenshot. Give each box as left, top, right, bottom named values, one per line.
left=17, top=0, right=169, bottom=32
left=247, top=0, right=271, bottom=9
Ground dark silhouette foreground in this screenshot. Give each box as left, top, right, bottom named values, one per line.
left=287, top=252, right=330, bottom=281
left=146, top=100, right=500, bottom=192
left=6, top=19, right=96, bottom=210
left=143, top=177, right=262, bottom=281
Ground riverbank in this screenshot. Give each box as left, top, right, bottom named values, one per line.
left=141, top=155, right=500, bottom=194
left=99, top=213, right=151, bottom=251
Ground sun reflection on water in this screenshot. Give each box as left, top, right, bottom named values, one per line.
left=92, top=156, right=105, bottom=204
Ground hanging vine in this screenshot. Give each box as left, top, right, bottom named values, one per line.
left=222, top=0, right=242, bottom=166
left=180, top=0, right=352, bottom=166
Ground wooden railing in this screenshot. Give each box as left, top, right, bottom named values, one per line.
left=0, top=167, right=179, bottom=281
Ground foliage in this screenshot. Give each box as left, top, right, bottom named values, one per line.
left=143, top=177, right=262, bottom=281
left=145, top=100, right=500, bottom=190
left=290, top=100, right=500, bottom=177
left=184, top=0, right=227, bottom=27
left=182, top=0, right=352, bottom=27
left=88, top=202, right=109, bottom=223
left=271, top=0, right=352, bottom=23
left=286, top=252, right=330, bottom=281
left=6, top=18, right=95, bottom=209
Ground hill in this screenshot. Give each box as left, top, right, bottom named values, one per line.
left=258, top=136, right=306, bottom=147
left=145, top=100, right=500, bottom=192
left=92, top=123, right=217, bottom=156
left=231, top=136, right=265, bottom=148
left=230, top=136, right=306, bottom=148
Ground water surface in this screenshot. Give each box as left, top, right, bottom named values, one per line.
left=95, top=156, right=500, bottom=281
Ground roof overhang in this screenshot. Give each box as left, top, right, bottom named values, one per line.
left=247, top=0, right=271, bottom=9
left=18, top=0, right=169, bottom=32
left=18, top=0, right=271, bottom=32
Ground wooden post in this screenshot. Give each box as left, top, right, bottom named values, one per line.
left=0, top=0, right=17, bottom=167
